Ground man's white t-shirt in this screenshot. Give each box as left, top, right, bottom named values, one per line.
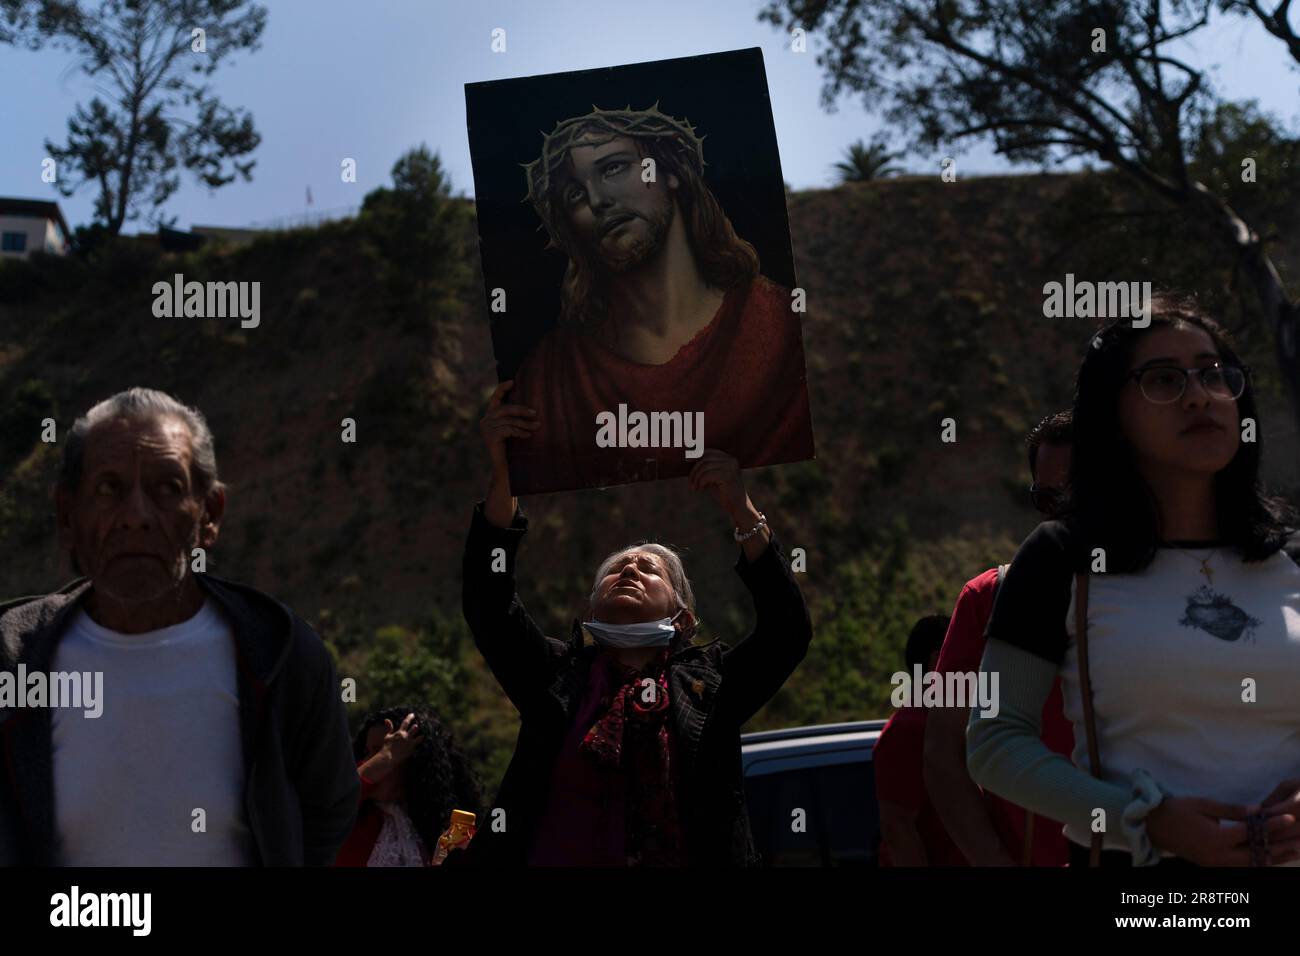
left=50, top=598, right=258, bottom=865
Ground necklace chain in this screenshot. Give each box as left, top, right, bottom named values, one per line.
left=1167, top=544, right=1219, bottom=585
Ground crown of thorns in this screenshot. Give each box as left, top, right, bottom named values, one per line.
left=523, top=103, right=706, bottom=239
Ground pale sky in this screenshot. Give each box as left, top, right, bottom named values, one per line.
left=1, top=0, right=1296, bottom=234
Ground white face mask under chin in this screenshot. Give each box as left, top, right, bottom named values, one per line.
left=583, top=608, right=686, bottom=648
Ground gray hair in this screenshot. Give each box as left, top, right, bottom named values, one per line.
left=589, top=542, right=696, bottom=618
left=59, top=387, right=220, bottom=497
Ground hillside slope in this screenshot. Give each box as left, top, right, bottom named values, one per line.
left=2, top=170, right=1296, bottom=793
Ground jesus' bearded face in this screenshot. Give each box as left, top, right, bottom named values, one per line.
left=558, top=133, right=679, bottom=275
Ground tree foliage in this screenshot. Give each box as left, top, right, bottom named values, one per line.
left=360, top=144, right=470, bottom=309
left=761, top=0, right=1300, bottom=424
left=2, top=0, right=266, bottom=234
left=833, top=136, right=904, bottom=182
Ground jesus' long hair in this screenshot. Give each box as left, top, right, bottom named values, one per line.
left=524, top=105, right=760, bottom=331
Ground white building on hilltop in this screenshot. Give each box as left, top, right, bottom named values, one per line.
left=0, top=198, right=71, bottom=260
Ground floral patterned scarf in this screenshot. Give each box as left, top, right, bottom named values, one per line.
left=579, top=648, right=685, bottom=865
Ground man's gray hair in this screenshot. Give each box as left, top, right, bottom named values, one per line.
left=59, top=387, right=220, bottom=496
left=589, top=542, right=696, bottom=618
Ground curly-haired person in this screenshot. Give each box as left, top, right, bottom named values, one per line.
left=334, top=706, right=482, bottom=867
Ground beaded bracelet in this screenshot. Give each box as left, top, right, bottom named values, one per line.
left=734, top=512, right=768, bottom=542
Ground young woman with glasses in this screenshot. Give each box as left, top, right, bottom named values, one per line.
left=968, top=294, right=1300, bottom=867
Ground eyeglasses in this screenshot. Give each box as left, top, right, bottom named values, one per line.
left=1029, top=484, right=1066, bottom=516
left=1124, top=363, right=1248, bottom=404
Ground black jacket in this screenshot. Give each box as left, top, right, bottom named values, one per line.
left=0, top=574, right=359, bottom=866
left=460, top=502, right=813, bottom=866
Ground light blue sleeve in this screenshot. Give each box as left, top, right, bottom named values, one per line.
left=966, top=638, right=1166, bottom=865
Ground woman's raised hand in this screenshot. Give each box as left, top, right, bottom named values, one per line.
left=479, top=380, right=538, bottom=477
left=688, top=449, right=750, bottom=524
left=381, top=713, right=425, bottom=765
left=479, top=380, right=535, bottom=527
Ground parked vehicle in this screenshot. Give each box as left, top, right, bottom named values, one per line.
left=741, top=719, right=886, bottom=866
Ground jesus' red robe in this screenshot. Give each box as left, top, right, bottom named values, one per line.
left=506, top=275, right=815, bottom=495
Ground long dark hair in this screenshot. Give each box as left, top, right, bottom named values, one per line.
left=1063, top=292, right=1295, bottom=573
left=351, top=705, right=482, bottom=854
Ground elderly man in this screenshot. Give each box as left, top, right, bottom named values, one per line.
left=0, top=387, right=358, bottom=865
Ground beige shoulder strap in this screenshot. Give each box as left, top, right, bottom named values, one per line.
left=997, top=561, right=1038, bottom=866
left=1074, top=572, right=1103, bottom=867
left=1001, top=561, right=1032, bottom=864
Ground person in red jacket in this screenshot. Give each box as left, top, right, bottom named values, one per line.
left=874, top=614, right=968, bottom=866
left=923, top=411, right=1075, bottom=866
left=334, top=706, right=481, bottom=867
